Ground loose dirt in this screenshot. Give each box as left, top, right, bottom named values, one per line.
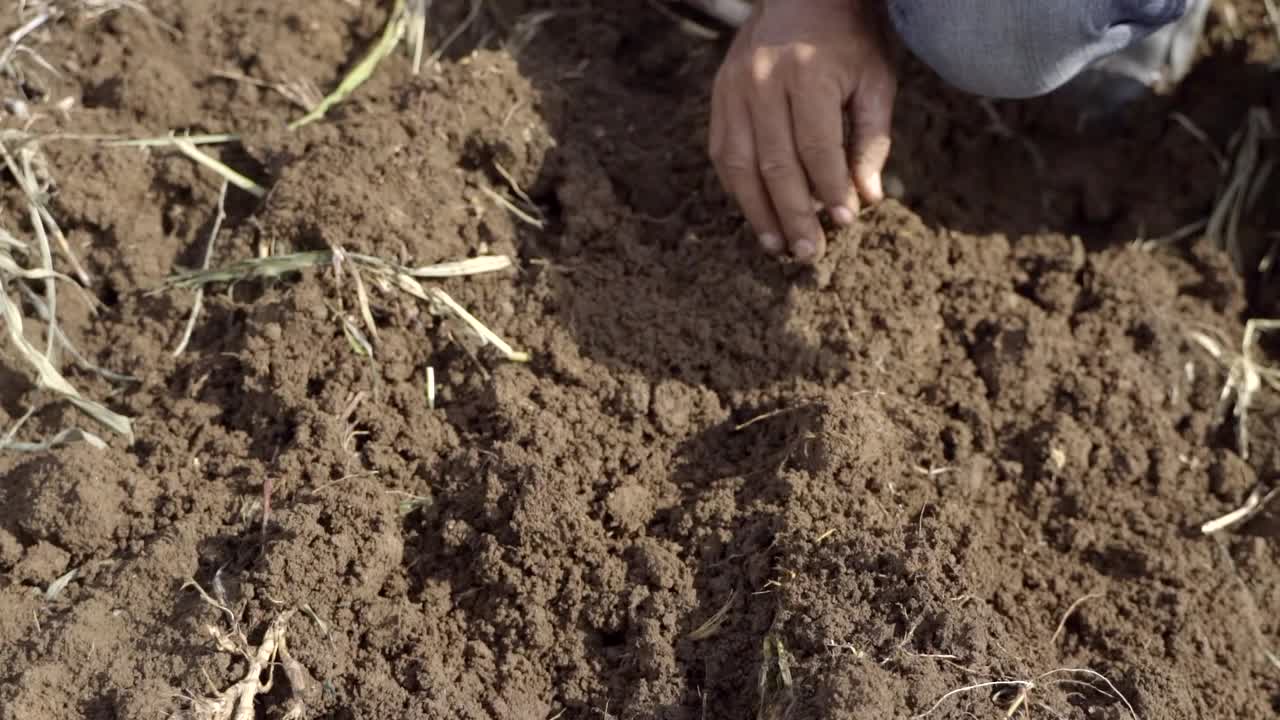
left=2, top=1, right=1280, bottom=719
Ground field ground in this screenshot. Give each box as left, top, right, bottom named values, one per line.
left=2, top=1, right=1280, bottom=718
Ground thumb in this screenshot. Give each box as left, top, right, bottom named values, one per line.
left=848, top=73, right=896, bottom=204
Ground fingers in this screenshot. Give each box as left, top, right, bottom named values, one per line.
left=712, top=40, right=897, bottom=264
left=791, top=73, right=858, bottom=225
left=711, top=77, right=785, bottom=254
left=750, top=65, right=826, bottom=262
left=849, top=71, right=897, bottom=204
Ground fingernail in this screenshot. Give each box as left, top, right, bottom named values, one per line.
left=830, top=205, right=855, bottom=225
left=759, top=233, right=783, bottom=252
left=793, top=239, right=816, bottom=260
left=867, top=174, right=885, bottom=202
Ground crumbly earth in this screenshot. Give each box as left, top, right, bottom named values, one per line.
left=2, top=1, right=1280, bottom=719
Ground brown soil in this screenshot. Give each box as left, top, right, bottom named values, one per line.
left=3, top=1, right=1280, bottom=719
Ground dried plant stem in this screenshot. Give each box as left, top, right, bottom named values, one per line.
left=173, top=180, right=229, bottom=356
left=2, top=425, right=106, bottom=452
left=1205, top=108, right=1272, bottom=273
left=161, top=250, right=528, bottom=362
left=427, top=286, right=529, bottom=362
left=1187, top=318, right=1280, bottom=460
left=162, top=251, right=511, bottom=290
left=1051, top=592, right=1104, bottom=645
left=688, top=589, right=737, bottom=641
left=426, top=0, right=482, bottom=67
left=407, top=0, right=428, bottom=73
left=481, top=185, right=544, bottom=229
left=172, top=137, right=266, bottom=198
left=913, top=668, right=1137, bottom=720
left=18, top=283, right=136, bottom=384
left=1200, top=483, right=1280, bottom=535
left=0, top=274, right=133, bottom=441
left=28, top=176, right=55, bottom=361
left=289, top=0, right=409, bottom=130
left=104, top=133, right=240, bottom=147
left=0, top=138, right=92, bottom=285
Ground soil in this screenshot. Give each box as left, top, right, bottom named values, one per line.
left=2, top=1, right=1280, bottom=719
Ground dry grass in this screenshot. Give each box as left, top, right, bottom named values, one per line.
left=0, top=133, right=91, bottom=285
left=913, top=668, right=1138, bottom=720
left=169, top=582, right=318, bottom=720
left=1199, top=482, right=1280, bottom=535
left=0, top=0, right=543, bottom=448
left=687, top=589, right=737, bottom=641
left=757, top=632, right=795, bottom=720
left=170, top=137, right=266, bottom=197
left=406, top=0, right=428, bottom=73
left=1187, top=318, right=1280, bottom=460
left=0, top=0, right=547, bottom=449
left=159, top=249, right=530, bottom=362
left=0, top=273, right=133, bottom=441
left=289, top=0, right=409, bottom=130
left=209, top=69, right=323, bottom=111
left=0, top=129, right=134, bottom=448
left=1144, top=105, right=1277, bottom=283
left=100, top=133, right=265, bottom=198
left=172, top=181, right=229, bottom=356
left=0, top=4, right=178, bottom=451
left=424, top=0, right=484, bottom=68
left=1050, top=592, right=1104, bottom=646
left=1203, top=107, right=1274, bottom=272
left=104, top=133, right=241, bottom=147
left=482, top=185, right=544, bottom=229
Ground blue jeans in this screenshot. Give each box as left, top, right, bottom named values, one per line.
left=887, top=0, right=1206, bottom=99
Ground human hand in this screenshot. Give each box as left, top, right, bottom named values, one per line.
left=709, top=0, right=897, bottom=263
